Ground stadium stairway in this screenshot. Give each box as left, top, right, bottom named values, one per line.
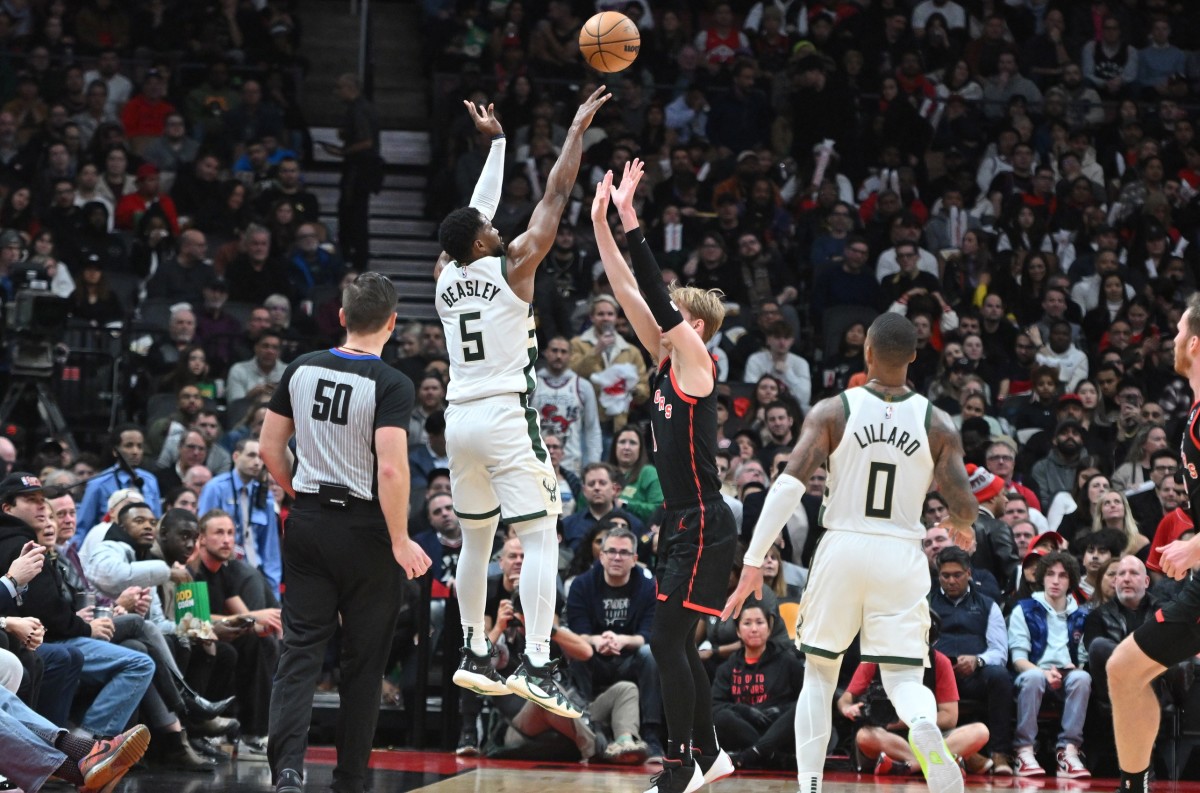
left=307, top=129, right=440, bottom=323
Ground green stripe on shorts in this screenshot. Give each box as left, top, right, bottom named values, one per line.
left=505, top=509, right=549, bottom=524
left=860, top=653, right=925, bottom=666
left=455, top=506, right=502, bottom=520
left=520, top=393, right=548, bottom=463
left=799, top=643, right=840, bottom=660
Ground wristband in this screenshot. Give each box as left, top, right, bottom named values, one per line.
left=491, top=134, right=505, bottom=141
left=744, top=474, right=805, bottom=567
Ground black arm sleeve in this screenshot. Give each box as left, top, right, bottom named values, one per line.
left=626, top=227, right=683, bottom=332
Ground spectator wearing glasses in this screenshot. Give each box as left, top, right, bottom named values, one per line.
left=153, top=430, right=211, bottom=495
left=1125, top=449, right=1180, bottom=538
left=141, top=113, right=199, bottom=182
left=985, top=438, right=1041, bottom=512
left=565, top=527, right=664, bottom=759
left=1082, top=16, right=1138, bottom=101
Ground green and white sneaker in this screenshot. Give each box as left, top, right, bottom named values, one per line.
left=908, top=719, right=963, bottom=793
left=505, top=655, right=583, bottom=719
left=452, top=644, right=510, bottom=696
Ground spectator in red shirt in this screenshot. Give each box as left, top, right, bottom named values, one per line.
left=837, top=647, right=991, bottom=775
left=115, top=163, right=179, bottom=233
left=120, top=69, right=175, bottom=149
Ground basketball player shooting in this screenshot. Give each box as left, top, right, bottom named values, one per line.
left=435, top=87, right=609, bottom=718
left=592, top=160, right=738, bottom=793
left=723, top=313, right=977, bottom=793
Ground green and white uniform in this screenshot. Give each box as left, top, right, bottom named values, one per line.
left=797, top=386, right=935, bottom=665
left=436, top=254, right=561, bottom=524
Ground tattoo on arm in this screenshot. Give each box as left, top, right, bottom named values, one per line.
left=930, top=409, right=975, bottom=529
left=782, top=397, right=842, bottom=481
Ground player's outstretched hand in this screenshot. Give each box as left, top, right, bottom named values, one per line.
left=393, top=538, right=433, bottom=580
left=591, top=170, right=612, bottom=225
left=464, top=100, right=503, bottom=138
left=721, top=564, right=764, bottom=622
left=572, top=85, right=611, bottom=130
left=1156, top=538, right=1200, bottom=580
left=609, top=158, right=644, bottom=213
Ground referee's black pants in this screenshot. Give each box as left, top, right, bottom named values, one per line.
left=268, top=496, right=402, bottom=793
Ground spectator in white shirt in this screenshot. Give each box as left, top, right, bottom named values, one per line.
left=743, top=320, right=811, bottom=412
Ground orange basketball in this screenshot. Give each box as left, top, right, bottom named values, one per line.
left=579, top=11, right=640, bottom=73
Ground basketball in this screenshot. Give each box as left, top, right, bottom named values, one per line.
left=579, top=11, right=640, bottom=73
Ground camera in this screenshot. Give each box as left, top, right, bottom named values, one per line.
left=6, top=266, right=71, bottom=376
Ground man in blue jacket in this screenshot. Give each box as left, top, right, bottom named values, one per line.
left=565, top=527, right=663, bottom=757
left=75, top=425, right=162, bottom=547
left=197, top=439, right=281, bottom=595
left=1007, top=551, right=1091, bottom=779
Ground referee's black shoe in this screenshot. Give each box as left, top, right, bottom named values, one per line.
left=275, top=768, right=302, bottom=793
left=505, top=654, right=583, bottom=719
left=452, top=644, right=510, bottom=696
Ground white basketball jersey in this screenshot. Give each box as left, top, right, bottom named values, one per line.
left=820, top=387, right=935, bottom=540
left=437, top=254, right=537, bottom=403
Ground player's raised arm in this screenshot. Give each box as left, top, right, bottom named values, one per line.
left=505, top=86, right=610, bottom=295
left=608, top=159, right=714, bottom=396
left=591, top=169, right=666, bottom=359
left=434, top=101, right=506, bottom=279
left=722, top=395, right=842, bottom=620
left=929, top=407, right=977, bottom=549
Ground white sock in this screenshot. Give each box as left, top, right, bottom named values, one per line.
left=795, top=654, right=838, bottom=791
left=880, top=664, right=939, bottom=728
left=515, top=516, right=558, bottom=666
left=458, top=517, right=498, bottom=655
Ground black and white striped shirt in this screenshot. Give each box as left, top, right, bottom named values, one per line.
left=268, top=349, right=415, bottom=501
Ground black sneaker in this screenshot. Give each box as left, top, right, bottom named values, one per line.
left=505, top=655, right=583, bottom=718
left=275, top=768, right=302, bottom=793
left=452, top=644, right=509, bottom=696
left=641, top=758, right=703, bottom=793
left=456, top=725, right=480, bottom=757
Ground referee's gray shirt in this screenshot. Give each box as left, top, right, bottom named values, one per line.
left=269, top=348, right=415, bottom=501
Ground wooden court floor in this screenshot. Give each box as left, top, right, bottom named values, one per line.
left=106, top=747, right=1189, bottom=793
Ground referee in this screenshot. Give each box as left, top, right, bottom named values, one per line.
left=259, top=272, right=431, bottom=793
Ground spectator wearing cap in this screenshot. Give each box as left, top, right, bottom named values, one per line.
left=143, top=228, right=209, bottom=306
left=1034, top=320, right=1088, bottom=393
left=1031, top=420, right=1086, bottom=505
left=114, top=164, right=179, bottom=234
left=194, top=275, right=243, bottom=376
left=967, top=464, right=1019, bottom=596
left=929, top=355, right=973, bottom=414
left=120, top=69, right=175, bottom=153
left=0, top=472, right=154, bottom=738
left=929, top=545, right=1015, bottom=775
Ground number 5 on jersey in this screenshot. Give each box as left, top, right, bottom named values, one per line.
left=313, top=379, right=353, bottom=424
left=460, top=311, right=485, bottom=361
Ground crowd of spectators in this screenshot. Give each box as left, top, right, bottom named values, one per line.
left=409, top=0, right=1200, bottom=778
left=9, top=0, right=1200, bottom=784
